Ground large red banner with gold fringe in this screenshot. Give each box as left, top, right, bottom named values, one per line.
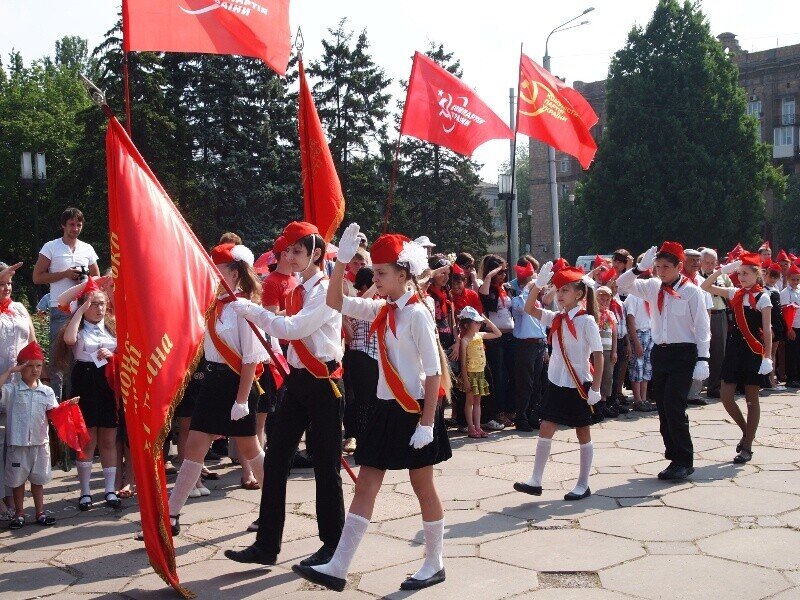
left=106, top=116, right=218, bottom=598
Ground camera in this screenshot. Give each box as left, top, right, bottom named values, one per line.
left=74, top=265, right=90, bottom=281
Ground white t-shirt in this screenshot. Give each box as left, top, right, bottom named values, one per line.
left=39, top=238, right=99, bottom=306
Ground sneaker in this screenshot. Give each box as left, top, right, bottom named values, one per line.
left=188, top=488, right=201, bottom=498
left=482, top=420, right=506, bottom=431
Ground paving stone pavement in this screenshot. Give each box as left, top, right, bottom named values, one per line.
left=2, top=390, right=800, bottom=599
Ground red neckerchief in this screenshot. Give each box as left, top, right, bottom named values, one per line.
left=493, top=282, right=508, bottom=300
left=428, top=285, right=451, bottom=316
left=681, top=269, right=699, bottom=286
left=549, top=308, right=590, bottom=401
left=548, top=309, right=585, bottom=345
left=0, top=297, right=13, bottom=316
left=730, top=285, right=764, bottom=356
left=610, top=298, right=624, bottom=322
left=345, top=270, right=357, bottom=283
left=657, top=276, right=688, bottom=313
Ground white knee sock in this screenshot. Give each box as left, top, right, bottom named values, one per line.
left=103, top=467, right=117, bottom=494
left=569, top=442, right=594, bottom=496
left=526, top=438, right=552, bottom=487
left=411, top=518, right=445, bottom=580
left=312, top=512, right=369, bottom=580
left=247, top=450, right=265, bottom=488
left=77, top=461, right=93, bottom=496
left=168, top=459, right=203, bottom=517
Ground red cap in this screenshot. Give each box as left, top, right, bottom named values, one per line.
left=776, top=249, right=790, bottom=262
left=599, top=267, right=617, bottom=285
left=658, top=241, right=685, bottom=263
left=272, top=236, right=287, bottom=255
left=739, top=251, right=761, bottom=267
left=17, top=341, right=45, bottom=363
left=451, top=263, right=465, bottom=277
left=552, top=257, right=569, bottom=274
left=789, top=264, right=800, bottom=276
left=790, top=253, right=798, bottom=262
left=77, top=277, right=101, bottom=299
left=552, top=266, right=586, bottom=290
left=759, top=241, right=771, bottom=252
left=282, top=221, right=319, bottom=247
left=370, top=234, right=412, bottom=265
left=592, top=254, right=606, bottom=269
left=211, top=243, right=236, bottom=265
left=514, top=263, right=535, bottom=280
left=767, top=262, right=783, bottom=275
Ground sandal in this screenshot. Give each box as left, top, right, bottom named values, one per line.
left=733, top=449, right=753, bottom=464
left=116, top=487, right=135, bottom=499
left=240, top=479, right=260, bottom=490
left=78, top=494, right=93, bottom=511
left=200, top=468, right=220, bottom=480
left=105, top=491, right=122, bottom=509
left=36, top=512, right=56, bottom=526
left=8, top=516, right=25, bottom=530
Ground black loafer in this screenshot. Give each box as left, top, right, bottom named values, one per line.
left=104, top=492, right=122, bottom=509
left=292, top=564, right=345, bottom=592
left=564, top=488, right=591, bottom=501
left=224, top=545, right=277, bottom=565
left=663, top=465, right=694, bottom=480
left=657, top=463, right=678, bottom=480
left=513, top=482, right=542, bottom=496
left=300, top=545, right=336, bottom=567
left=170, top=515, right=180, bottom=536
left=400, top=568, right=446, bottom=590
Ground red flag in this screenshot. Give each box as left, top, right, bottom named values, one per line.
left=399, top=51, right=513, bottom=157
left=48, top=402, right=90, bottom=460
left=106, top=116, right=218, bottom=598
left=298, top=57, right=345, bottom=243
left=123, top=0, right=291, bottom=76
left=517, top=53, right=598, bottom=169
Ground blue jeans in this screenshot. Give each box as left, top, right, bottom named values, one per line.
left=49, top=306, right=70, bottom=400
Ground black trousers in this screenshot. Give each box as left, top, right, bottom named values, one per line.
left=786, top=329, right=800, bottom=383
left=255, top=366, right=345, bottom=555
left=514, top=338, right=546, bottom=425
left=611, top=334, right=629, bottom=395
left=485, top=332, right=516, bottom=416
left=650, top=343, right=696, bottom=468
left=343, top=350, right=378, bottom=440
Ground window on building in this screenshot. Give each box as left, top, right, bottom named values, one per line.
left=774, top=126, right=794, bottom=147
left=561, top=184, right=569, bottom=198
left=783, top=98, right=796, bottom=125
left=560, top=157, right=570, bottom=173
left=746, top=100, right=761, bottom=117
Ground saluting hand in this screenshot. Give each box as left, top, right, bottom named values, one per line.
left=534, top=261, right=553, bottom=289
left=720, top=260, right=741, bottom=275
left=336, top=223, right=362, bottom=264
left=639, top=246, right=658, bottom=271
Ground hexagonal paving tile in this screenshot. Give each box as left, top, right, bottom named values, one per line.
left=760, top=432, right=800, bottom=449
left=580, top=506, right=733, bottom=541
left=553, top=447, right=663, bottom=467
left=736, top=469, right=800, bottom=495
left=0, top=561, right=77, bottom=600
left=476, top=437, right=574, bottom=458
left=379, top=509, right=526, bottom=544
left=481, top=528, right=645, bottom=571
left=395, top=474, right=512, bottom=501
left=554, top=427, right=641, bottom=444
left=698, top=528, right=800, bottom=569
left=601, top=555, right=790, bottom=600
left=701, top=444, right=800, bottom=464
left=664, top=485, right=800, bottom=516
left=443, top=447, right=511, bottom=471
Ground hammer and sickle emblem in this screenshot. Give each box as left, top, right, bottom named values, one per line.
left=519, top=80, right=553, bottom=118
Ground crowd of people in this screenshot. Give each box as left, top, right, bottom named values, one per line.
left=1, top=205, right=797, bottom=591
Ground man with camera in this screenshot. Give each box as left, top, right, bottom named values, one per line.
left=32, top=207, right=100, bottom=400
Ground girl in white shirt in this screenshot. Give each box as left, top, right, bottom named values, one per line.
left=515, top=265, right=603, bottom=502
left=292, top=225, right=452, bottom=593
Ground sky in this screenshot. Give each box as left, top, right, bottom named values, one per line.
left=2, top=0, right=799, bottom=182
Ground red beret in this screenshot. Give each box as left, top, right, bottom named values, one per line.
left=370, top=234, right=411, bottom=265
left=592, top=255, right=607, bottom=269
left=272, top=236, right=287, bottom=255
left=17, top=341, right=45, bottom=363
left=282, top=221, right=319, bottom=247
left=552, top=266, right=585, bottom=290
left=739, top=251, right=762, bottom=267
left=514, top=263, right=535, bottom=280
left=451, top=263, right=465, bottom=277
left=211, top=243, right=236, bottom=265
left=658, top=241, right=685, bottom=263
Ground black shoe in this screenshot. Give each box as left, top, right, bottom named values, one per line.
left=104, top=492, right=122, bottom=509
left=564, top=488, right=591, bottom=501
left=662, top=465, right=694, bottom=480
left=706, top=390, right=720, bottom=399
left=204, top=449, right=223, bottom=461
left=77, top=494, right=93, bottom=511
left=591, top=409, right=605, bottom=424
left=513, top=482, right=542, bottom=496
left=292, top=450, right=314, bottom=469
left=687, top=398, right=708, bottom=406
left=733, top=450, right=753, bottom=464
left=400, top=568, right=446, bottom=590
left=612, top=399, right=630, bottom=414
left=224, top=544, right=277, bottom=565
left=299, top=545, right=336, bottom=567
left=600, top=402, right=619, bottom=418
left=170, top=515, right=181, bottom=536
left=657, top=463, right=678, bottom=480
left=515, top=421, right=534, bottom=432
left=292, top=564, right=345, bottom=592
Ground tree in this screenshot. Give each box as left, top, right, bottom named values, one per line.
left=579, top=0, right=782, bottom=254
left=773, top=174, right=800, bottom=253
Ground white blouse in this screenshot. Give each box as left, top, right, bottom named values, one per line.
left=74, top=320, right=118, bottom=363
left=726, top=287, right=772, bottom=311
left=205, top=295, right=272, bottom=365
left=342, top=289, right=441, bottom=401
left=540, top=306, right=603, bottom=389
left=0, top=302, right=31, bottom=373
left=489, top=295, right=514, bottom=330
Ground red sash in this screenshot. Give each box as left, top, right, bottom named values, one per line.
left=657, top=276, right=688, bottom=313
left=286, top=280, right=343, bottom=397
left=368, top=295, right=423, bottom=413
left=730, top=286, right=765, bottom=357
left=550, top=309, right=591, bottom=402
left=206, top=293, right=265, bottom=392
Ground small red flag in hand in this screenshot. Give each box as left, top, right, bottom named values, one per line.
left=123, top=0, right=291, bottom=76
left=400, top=52, right=513, bottom=157
left=517, top=54, right=598, bottom=169
left=48, top=402, right=90, bottom=460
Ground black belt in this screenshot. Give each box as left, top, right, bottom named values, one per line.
left=516, top=338, right=546, bottom=345
left=289, top=360, right=341, bottom=375
left=710, top=309, right=727, bottom=314
left=655, top=342, right=696, bottom=349
left=205, top=361, right=232, bottom=372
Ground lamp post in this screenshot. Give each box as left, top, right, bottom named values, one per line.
left=21, top=152, right=46, bottom=300
left=543, top=7, right=593, bottom=260
left=498, top=172, right=514, bottom=262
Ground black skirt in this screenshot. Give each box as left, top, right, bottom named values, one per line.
left=175, top=358, right=205, bottom=419
left=189, top=362, right=259, bottom=437
left=538, top=381, right=593, bottom=428
left=721, top=333, right=762, bottom=387
left=354, top=397, right=452, bottom=471
left=72, top=360, right=118, bottom=429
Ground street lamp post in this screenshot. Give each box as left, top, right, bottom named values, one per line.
left=498, top=172, right=514, bottom=262
left=543, top=7, right=593, bottom=260
left=21, top=151, right=47, bottom=301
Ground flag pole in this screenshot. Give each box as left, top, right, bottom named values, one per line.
left=122, top=52, right=132, bottom=136
left=507, top=44, right=523, bottom=264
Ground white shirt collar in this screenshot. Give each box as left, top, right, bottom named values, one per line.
left=301, top=270, right=325, bottom=291
left=389, top=289, right=415, bottom=309
left=84, top=319, right=106, bottom=332
left=567, top=305, right=582, bottom=319
left=15, top=380, right=46, bottom=393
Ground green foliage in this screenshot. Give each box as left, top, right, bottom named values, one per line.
left=579, top=0, right=782, bottom=255
left=773, top=174, right=800, bottom=253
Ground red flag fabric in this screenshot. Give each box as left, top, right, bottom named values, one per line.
left=298, top=57, right=345, bottom=243
left=106, top=116, right=218, bottom=598
left=122, top=0, right=291, bottom=76
left=48, top=402, right=90, bottom=460
left=517, top=53, right=598, bottom=169
left=399, top=51, right=513, bottom=157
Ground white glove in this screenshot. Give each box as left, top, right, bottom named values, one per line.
left=336, top=223, right=361, bottom=264
left=692, top=361, right=710, bottom=381
left=587, top=388, right=601, bottom=406
left=639, top=246, right=658, bottom=271
left=230, top=400, right=250, bottom=421
left=231, top=298, right=260, bottom=318
left=534, top=261, right=553, bottom=289
left=758, top=357, right=774, bottom=375
left=409, top=424, right=435, bottom=449
left=720, top=260, right=741, bottom=275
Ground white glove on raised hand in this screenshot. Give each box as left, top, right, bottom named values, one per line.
left=720, top=260, right=742, bottom=275
left=587, top=388, right=602, bottom=406
left=336, top=223, right=362, bottom=264
left=692, top=361, right=710, bottom=381
left=231, top=298, right=260, bottom=319
left=230, top=401, right=250, bottom=421
left=639, top=246, right=658, bottom=271
left=534, top=261, right=553, bottom=289
left=409, top=424, right=434, bottom=449
left=758, top=357, right=774, bottom=375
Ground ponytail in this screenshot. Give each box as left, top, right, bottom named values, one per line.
left=234, top=261, right=263, bottom=302
left=583, top=283, right=599, bottom=322
left=410, top=273, right=453, bottom=402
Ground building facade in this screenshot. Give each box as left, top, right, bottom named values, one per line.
left=478, top=180, right=508, bottom=257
